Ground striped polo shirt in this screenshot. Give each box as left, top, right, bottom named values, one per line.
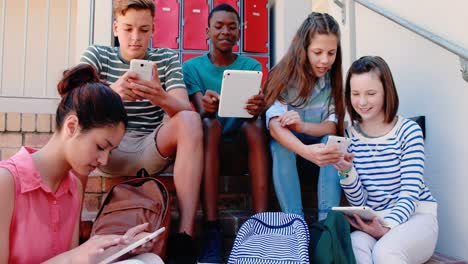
left=80, top=45, right=186, bottom=134
left=341, top=116, right=437, bottom=228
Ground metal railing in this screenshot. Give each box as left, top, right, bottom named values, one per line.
left=335, top=0, right=468, bottom=82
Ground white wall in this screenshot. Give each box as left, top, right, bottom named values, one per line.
left=326, top=0, right=468, bottom=260
left=270, top=0, right=312, bottom=63
left=0, top=0, right=112, bottom=113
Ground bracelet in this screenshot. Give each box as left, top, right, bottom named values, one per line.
left=338, top=166, right=352, bottom=180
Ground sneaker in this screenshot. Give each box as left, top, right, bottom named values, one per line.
left=167, top=232, right=197, bottom=264
left=198, top=223, right=224, bottom=264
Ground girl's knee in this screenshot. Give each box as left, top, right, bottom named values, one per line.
left=372, top=241, right=405, bottom=264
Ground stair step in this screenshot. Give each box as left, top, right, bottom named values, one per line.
left=425, top=253, right=467, bottom=264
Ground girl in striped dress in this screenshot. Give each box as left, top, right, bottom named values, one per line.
left=336, top=56, right=438, bottom=263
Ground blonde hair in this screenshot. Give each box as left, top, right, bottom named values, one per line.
left=113, top=0, right=155, bottom=18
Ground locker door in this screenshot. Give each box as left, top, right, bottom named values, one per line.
left=182, top=53, right=203, bottom=62
left=214, top=0, right=239, bottom=10
left=183, top=0, right=210, bottom=50
left=213, top=0, right=240, bottom=52
left=153, top=0, right=180, bottom=49
left=248, top=56, right=269, bottom=87
left=243, top=0, right=268, bottom=53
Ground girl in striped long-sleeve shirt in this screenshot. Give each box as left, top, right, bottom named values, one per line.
left=335, top=56, right=438, bottom=263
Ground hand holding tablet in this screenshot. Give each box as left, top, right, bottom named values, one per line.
left=218, top=70, right=263, bottom=118
left=97, top=227, right=165, bottom=264
left=332, top=206, right=386, bottom=225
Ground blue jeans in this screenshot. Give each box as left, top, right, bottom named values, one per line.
left=270, top=134, right=341, bottom=220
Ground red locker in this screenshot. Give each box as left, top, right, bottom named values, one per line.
left=182, top=53, right=204, bottom=62
left=248, top=56, right=269, bottom=87
left=213, top=0, right=240, bottom=52
left=183, top=0, right=210, bottom=50
left=214, top=0, right=239, bottom=10
left=153, top=0, right=180, bottom=49
left=243, top=0, right=268, bottom=53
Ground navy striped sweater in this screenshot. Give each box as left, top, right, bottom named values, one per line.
left=342, top=116, right=437, bottom=228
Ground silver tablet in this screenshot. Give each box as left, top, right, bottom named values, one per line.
left=218, top=70, right=263, bottom=118
left=332, top=206, right=387, bottom=226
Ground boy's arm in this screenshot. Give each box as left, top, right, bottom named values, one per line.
left=151, top=52, right=192, bottom=115
left=129, top=64, right=192, bottom=116
left=80, top=46, right=142, bottom=101
left=190, top=91, right=205, bottom=114
left=162, top=88, right=192, bottom=116
left=0, top=169, right=14, bottom=264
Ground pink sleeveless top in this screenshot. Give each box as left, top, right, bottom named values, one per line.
left=0, top=147, right=80, bottom=264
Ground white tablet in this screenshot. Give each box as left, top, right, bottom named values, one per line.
left=98, top=227, right=165, bottom=264
left=332, top=206, right=386, bottom=225
left=218, top=70, right=263, bottom=118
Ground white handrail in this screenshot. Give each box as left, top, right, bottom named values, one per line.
left=336, top=0, right=468, bottom=82
left=89, top=0, right=95, bottom=45
left=354, top=0, right=468, bottom=60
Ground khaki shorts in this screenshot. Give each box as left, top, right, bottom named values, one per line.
left=95, top=125, right=172, bottom=177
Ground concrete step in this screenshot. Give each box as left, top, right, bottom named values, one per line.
left=81, top=209, right=466, bottom=263
left=425, top=253, right=467, bottom=264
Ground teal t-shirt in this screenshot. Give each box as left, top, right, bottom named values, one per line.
left=183, top=54, right=261, bottom=136
left=183, top=54, right=261, bottom=95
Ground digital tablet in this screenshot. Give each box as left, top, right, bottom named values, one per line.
left=332, top=206, right=386, bottom=225
left=218, top=70, right=263, bottom=118
left=98, top=227, right=165, bottom=264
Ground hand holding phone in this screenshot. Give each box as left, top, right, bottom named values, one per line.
left=130, top=59, right=153, bottom=81
left=326, top=135, right=351, bottom=153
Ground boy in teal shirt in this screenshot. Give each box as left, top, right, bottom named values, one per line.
left=183, top=4, right=269, bottom=264
left=183, top=53, right=260, bottom=136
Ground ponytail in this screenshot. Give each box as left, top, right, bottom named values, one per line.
left=55, top=64, right=127, bottom=131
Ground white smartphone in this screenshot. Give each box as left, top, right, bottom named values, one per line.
left=326, top=135, right=351, bottom=153
left=129, top=59, right=153, bottom=81
left=332, top=206, right=386, bottom=225
left=98, top=227, right=165, bottom=264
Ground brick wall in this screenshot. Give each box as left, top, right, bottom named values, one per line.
left=0, top=112, right=173, bottom=214
left=0, top=112, right=54, bottom=160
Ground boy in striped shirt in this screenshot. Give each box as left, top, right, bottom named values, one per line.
left=80, top=1, right=202, bottom=263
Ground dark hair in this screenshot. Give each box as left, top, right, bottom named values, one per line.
left=113, top=0, right=155, bottom=18
left=208, top=3, right=240, bottom=26
left=345, top=56, right=399, bottom=124
left=264, top=12, right=345, bottom=135
left=56, top=64, right=128, bottom=132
